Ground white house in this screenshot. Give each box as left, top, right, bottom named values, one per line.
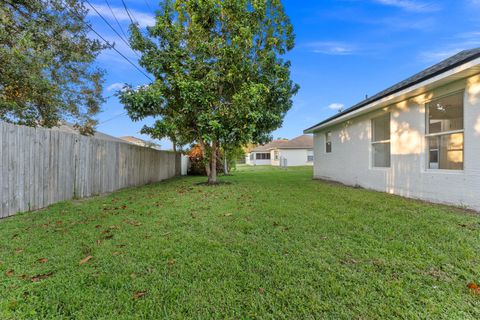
left=304, top=48, right=480, bottom=211
left=246, top=135, right=314, bottom=166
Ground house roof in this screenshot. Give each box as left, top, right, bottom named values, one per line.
left=53, top=123, right=125, bottom=143
left=119, top=136, right=148, bottom=144
left=119, top=136, right=160, bottom=149
left=304, top=48, right=480, bottom=133
left=278, top=134, right=313, bottom=149
left=251, top=139, right=288, bottom=152
left=251, top=135, right=313, bottom=152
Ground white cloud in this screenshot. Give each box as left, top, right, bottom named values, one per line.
left=306, top=41, right=356, bottom=55
left=419, top=32, right=480, bottom=62
left=328, top=103, right=345, bottom=110
left=372, top=0, right=440, bottom=12
left=87, top=4, right=155, bottom=28
left=107, top=82, right=125, bottom=92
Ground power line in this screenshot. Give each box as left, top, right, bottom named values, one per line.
left=85, top=0, right=133, bottom=54
left=84, top=23, right=152, bottom=81
left=56, top=0, right=152, bottom=81
left=104, top=0, right=129, bottom=42
left=121, top=0, right=136, bottom=25
left=98, top=111, right=128, bottom=126
left=143, top=0, right=153, bottom=12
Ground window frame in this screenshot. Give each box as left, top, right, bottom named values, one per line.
left=325, top=131, right=332, bottom=153
left=371, top=112, right=391, bottom=168
left=425, top=90, right=465, bottom=171
left=255, top=152, right=271, bottom=160
left=307, top=149, right=314, bottom=162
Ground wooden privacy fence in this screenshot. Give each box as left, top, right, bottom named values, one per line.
left=0, top=121, right=181, bottom=218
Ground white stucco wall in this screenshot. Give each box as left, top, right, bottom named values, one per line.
left=313, top=75, right=480, bottom=211
left=274, top=149, right=314, bottom=166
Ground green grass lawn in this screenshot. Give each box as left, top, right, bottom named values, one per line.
left=1, top=166, right=479, bottom=319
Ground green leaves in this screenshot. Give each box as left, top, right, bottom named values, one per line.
left=0, top=0, right=106, bottom=133
left=119, top=0, right=298, bottom=181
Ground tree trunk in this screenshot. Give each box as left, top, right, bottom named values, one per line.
left=208, top=142, right=217, bottom=184
left=198, top=139, right=211, bottom=179
left=224, top=150, right=228, bottom=174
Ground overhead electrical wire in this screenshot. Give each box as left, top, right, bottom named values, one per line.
left=84, top=24, right=152, bottom=81
left=85, top=0, right=135, bottom=54
left=61, top=0, right=152, bottom=81
left=104, top=0, right=129, bottom=41
left=120, top=0, right=136, bottom=25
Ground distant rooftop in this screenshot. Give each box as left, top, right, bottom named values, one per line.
left=52, top=123, right=125, bottom=143
left=251, top=135, right=313, bottom=152
left=119, top=136, right=161, bottom=150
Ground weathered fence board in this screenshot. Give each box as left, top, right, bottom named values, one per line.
left=0, top=121, right=180, bottom=218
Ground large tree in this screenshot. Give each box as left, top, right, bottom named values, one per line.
left=0, top=0, right=105, bottom=134
left=120, top=0, right=298, bottom=183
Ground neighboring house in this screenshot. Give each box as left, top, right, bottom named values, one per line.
left=304, top=48, right=480, bottom=211
left=119, top=136, right=161, bottom=150
left=246, top=135, right=314, bottom=166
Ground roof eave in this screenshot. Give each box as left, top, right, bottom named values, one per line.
left=304, top=57, right=480, bottom=134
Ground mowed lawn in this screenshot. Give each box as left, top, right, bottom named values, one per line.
left=1, top=166, right=479, bottom=319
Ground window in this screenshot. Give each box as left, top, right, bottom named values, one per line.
left=426, top=91, right=464, bottom=170
left=371, top=113, right=391, bottom=168
left=250, top=153, right=254, bottom=160
left=274, top=151, right=279, bottom=161
left=256, top=153, right=270, bottom=160
left=307, top=149, right=314, bottom=162
left=325, top=132, right=332, bottom=153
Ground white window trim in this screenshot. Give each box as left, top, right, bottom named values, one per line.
left=425, top=90, right=465, bottom=171
left=371, top=113, right=391, bottom=168
left=325, top=132, right=332, bottom=154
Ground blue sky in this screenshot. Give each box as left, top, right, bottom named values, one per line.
left=88, top=0, right=480, bottom=149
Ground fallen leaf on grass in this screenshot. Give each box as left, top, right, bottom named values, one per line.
left=112, top=251, right=120, bottom=256
left=258, top=287, right=265, bottom=294
left=37, top=258, right=48, bottom=263
left=467, top=282, right=480, bottom=294
left=15, top=248, right=24, bottom=253
left=133, top=291, right=147, bottom=299
left=5, top=269, right=14, bottom=277
left=31, top=272, right=53, bottom=282
left=79, top=255, right=93, bottom=265
left=167, top=259, right=176, bottom=266
left=224, top=213, right=232, bottom=217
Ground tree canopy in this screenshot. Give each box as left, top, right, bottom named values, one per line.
left=0, top=0, right=105, bottom=134
left=119, top=0, right=298, bottom=182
